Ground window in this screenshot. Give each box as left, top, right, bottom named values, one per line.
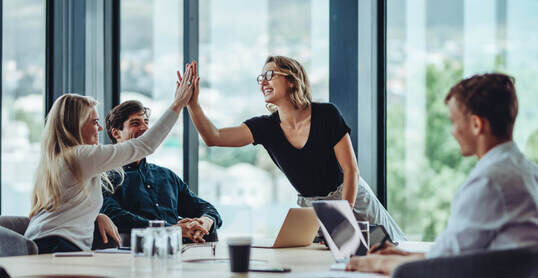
left=387, top=0, right=538, bottom=240
left=1, top=0, right=45, bottom=215
left=198, top=0, right=329, bottom=238
left=120, top=0, right=184, bottom=175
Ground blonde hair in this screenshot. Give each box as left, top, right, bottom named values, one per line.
left=30, top=94, right=122, bottom=218
left=264, top=56, right=312, bottom=113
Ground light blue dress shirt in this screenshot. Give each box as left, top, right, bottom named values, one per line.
left=427, top=141, right=538, bottom=258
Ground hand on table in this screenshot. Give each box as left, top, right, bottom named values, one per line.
left=96, top=213, right=121, bottom=247
left=176, top=218, right=210, bottom=243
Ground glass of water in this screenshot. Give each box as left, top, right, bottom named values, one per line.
left=130, top=228, right=152, bottom=272
left=165, top=226, right=182, bottom=270
left=149, top=227, right=168, bottom=273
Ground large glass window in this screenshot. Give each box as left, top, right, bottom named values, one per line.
left=198, top=0, right=329, bottom=238
left=387, top=0, right=538, bottom=240
left=1, top=0, right=45, bottom=215
left=120, top=0, right=184, bottom=175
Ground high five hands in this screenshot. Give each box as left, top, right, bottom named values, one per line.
left=176, top=61, right=200, bottom=107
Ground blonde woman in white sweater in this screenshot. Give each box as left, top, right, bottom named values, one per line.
left=25, top=65, right=195, bottom=254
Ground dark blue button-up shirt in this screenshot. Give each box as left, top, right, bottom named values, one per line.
left=101, top=158, right=222, bottom=234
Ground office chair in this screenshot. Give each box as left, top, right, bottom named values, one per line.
left=393, top=244, right=538, bottom=278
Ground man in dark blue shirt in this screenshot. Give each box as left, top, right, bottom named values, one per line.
left=101, top=100, right=222, bottom=243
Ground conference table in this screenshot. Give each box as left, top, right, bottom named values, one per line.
left=0, top=241, right=432, bottom=278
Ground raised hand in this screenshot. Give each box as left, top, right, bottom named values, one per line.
left=189, top=61, right=200, bottom=106
left=172, top=64, right=194, bottom=112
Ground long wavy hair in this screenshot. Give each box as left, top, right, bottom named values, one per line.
left=29, top=94, right=122, bottom=218
left=264, top=56, right=312, bottom=113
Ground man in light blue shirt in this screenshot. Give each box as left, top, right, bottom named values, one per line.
left=346, top=73, right=538, bottom=274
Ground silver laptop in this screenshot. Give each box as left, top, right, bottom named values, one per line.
left=311, top=200, right=368, bottom=271
left=252, top=208, right=320, bottom=248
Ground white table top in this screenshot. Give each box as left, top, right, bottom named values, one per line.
left=0, top=241, right=432, bottom=278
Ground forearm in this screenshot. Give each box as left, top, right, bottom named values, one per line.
left=341, top=170, right=358, bottom=207
left=178, top=181, right=223, bottom=233
left=169, top=99, right=186, bottom=114
left=101, top=200, right=150, bottom=233
left=378, top=253, right=425, bottom=275
left=187, top=103, right=221, bottom=146
left=199, top=216, right=214, bottom=232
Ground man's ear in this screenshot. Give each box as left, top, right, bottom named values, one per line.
left=111, top=128, right=121, bottom=141
left=470, top=115, right=484, bottom=136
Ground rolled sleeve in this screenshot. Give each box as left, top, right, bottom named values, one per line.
left=176, top=177, right=223, bottom=233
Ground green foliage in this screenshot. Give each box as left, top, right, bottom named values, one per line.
left=525, top=129, right=538, bottom=164
left=200, top=144, right=258, bottom=168
left=388, top=60, right=477, bottom=241
left=14, top=109, right=43, bottom=143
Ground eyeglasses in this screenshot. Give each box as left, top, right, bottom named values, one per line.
left=257, top=70, right=288, bottom=85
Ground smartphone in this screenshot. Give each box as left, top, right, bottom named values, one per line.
left=249, top=265, right=291, bottom=273
left=369, top=224, right=397, bottom=247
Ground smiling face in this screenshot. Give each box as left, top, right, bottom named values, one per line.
left=112, top=112, right=149, bottom=143
left=447, top=97, right=478, bottom=157
left=81, top=107, right=103, bottom=145
left=260, top=62, right=292, bottom=106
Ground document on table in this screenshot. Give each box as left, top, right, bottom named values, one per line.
left=95, top=248, right=131, bottom=254
left=53, top=251, right=94, bottom=257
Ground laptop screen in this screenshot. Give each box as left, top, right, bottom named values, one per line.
left=312, top=200, right=368, bottom=262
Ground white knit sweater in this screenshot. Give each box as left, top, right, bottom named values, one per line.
left=25, top=109, right=178, bottom=251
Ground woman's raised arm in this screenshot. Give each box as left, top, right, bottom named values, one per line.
left=181, top=61, right=254, bottom=147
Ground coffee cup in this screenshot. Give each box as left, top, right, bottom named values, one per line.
left=227, top=237, right=252, bottom=273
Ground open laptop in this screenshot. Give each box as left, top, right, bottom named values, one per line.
left=252, top=207, right=320, bottom=248
left=311, top=200, right=368, bottom=271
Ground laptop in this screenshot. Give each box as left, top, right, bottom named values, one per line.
left=252, top=207, right=320, bottom=248
left=311, top=200, right=368, bottom=271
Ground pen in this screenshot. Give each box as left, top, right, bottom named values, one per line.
left=371, top=235, right=389, bottom=254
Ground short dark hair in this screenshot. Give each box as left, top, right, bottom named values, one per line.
left=105, top=100, right=150, bottom=143
left=445, top=73, right=518, bottom=140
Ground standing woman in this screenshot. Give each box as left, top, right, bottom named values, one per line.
left=24, top=65, right=195, bottom=253
left=183, top=56, right=406, bottom=241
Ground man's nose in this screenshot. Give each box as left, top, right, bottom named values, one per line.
left=141, top=122, right=149, bottom=131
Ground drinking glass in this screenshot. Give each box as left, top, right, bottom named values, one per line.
left=130, top=228, right=152, bottom=272
left=165, top=226, right=182, bottom=270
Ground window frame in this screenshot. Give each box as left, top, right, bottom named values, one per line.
left=0, top=0, right=389, bottom=213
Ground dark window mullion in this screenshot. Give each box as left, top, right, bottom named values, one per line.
left=377, top=0, right=388, bottom=207
left=102, top=0, right=120, bottom=145
left=183, top=0, right=199, bottom=194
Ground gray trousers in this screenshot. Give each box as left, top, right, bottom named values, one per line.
left=297, top=177, right=407, bottom=242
